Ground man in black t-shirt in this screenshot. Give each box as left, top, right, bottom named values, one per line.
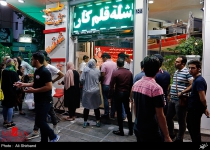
left=14, top=52, right=60, bottom=142
left=187, top=60, right=210, bottom=142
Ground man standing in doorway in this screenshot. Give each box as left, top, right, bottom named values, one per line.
left=79, top=55, right=89, bottom=75
left=14, top=52, right=60, bottom=142
left=186, top=60, right=210, bottom=142
left=101, top=53, right=117, bottom=119
left=124, top=54, right=133, bottom=74
left=166, top=55, right=193, bottom=142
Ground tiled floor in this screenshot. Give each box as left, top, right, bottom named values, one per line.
left=0, top=101, right=209, bottom=142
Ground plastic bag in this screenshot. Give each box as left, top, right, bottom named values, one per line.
left=52, top=86, right=56, bottom=97
left=24, top=93, right=35, bottom=110
left=0, top=89, right=4, bottom=101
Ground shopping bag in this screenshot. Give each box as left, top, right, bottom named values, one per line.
left=52, top=86, right=56, bottom=96
left=0, top=89, right=4, bottom=101
left=24, top=93, right=35, bottom=109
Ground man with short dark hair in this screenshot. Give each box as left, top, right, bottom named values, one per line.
left=79, top=55, right=89, bottom=74
left=154, top=54, right=170, bottom=116
left=101, top=53, right=117, bottom=119
left=187, top=60, right=210, bottom=142
left=132, top=55, right=172, bottom=142
left=124, top=54, right=133, bottom=74
left=14, top=52, right=60, bottom=142
left=133, top=61, right=145, bottom=84
left=109, top=58, right=133, bottom=136
left=25, top=50, right=64, bottom=140
left=166, top=55, right=193, bottom=142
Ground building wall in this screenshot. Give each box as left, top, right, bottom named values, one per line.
left=0, top=5, right=13, bottom=28
left=201, top=0, right=210, bottom=130
left=13, top=12, right=24, bottom=40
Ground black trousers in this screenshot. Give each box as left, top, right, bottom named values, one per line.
left=115, top=91, right=133, bottom=132
left=33, top=104, right=58, bottom=131
left=68, top=104, right=76, bottom=118
left=186, top=109, right=203, bottom=142
left=83, top=108, right=100, bottom=121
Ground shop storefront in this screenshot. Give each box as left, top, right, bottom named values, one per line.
left=72, top=0, right=134, bottom=70
left=43, top=0, right=210, bottom=129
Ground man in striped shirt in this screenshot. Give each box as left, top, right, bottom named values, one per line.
left=166, top=55, right=193, bottom=142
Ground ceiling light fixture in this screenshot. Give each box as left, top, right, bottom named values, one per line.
left=148, top=0, right=154, bottom=4
left=0, top=0, right=7, bottom=6
left=18, top=0, right=25, bottom=3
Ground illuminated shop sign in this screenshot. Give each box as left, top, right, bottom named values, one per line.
left=18, top=34, right=32, bottom=43
left=73, top=0, right=134, bottom=33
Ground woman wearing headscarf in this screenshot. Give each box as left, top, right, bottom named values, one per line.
left=1, top=58, right=19, bottom=129
left=13, top=57, right=27, bottom=115
left=80, top=59, right=101, bottom=128
left=58, top=62, right=80, bottom=121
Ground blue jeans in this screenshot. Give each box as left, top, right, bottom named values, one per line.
left=2, top=106, right=13, bottom=123
left=110, top=97, right=126, bottom=119
left=166, top=100, right=187, bottom=140
left=35, top=101, right=56, bottom=142
left=102, top=84, right=109, bottom=115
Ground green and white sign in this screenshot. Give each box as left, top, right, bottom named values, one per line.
left=73, top=0, right=134, bottom=33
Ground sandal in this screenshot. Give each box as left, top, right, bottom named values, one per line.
left=19, top=112, right=26, bottom=115
left=65, top=117, right=75, bottom=121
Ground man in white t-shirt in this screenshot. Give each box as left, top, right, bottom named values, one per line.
left=79, top=55, right=89, bottom=74
left=124, top=54, right=133, bottom=74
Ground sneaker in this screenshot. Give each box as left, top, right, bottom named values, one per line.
left=5, top=123, right=16, bottom=129
left=25, top=131, right=40, bottom=140
left=3, top=122, right=15, bottom=127
left=53, top=126, right=60, bottom=134
left=170, top=134, right=177, bottom=142
left=110, top=116, right=115, bottom=120
left=3, top=122, right=7, bottom=127
left=11, top=122, right=16, bottom=126
left=101, top=114, right=109, bottom=119
left=83, top=122, right=90, bottom=128
left=96, top=122, right=101, bottom=127
left=174, top=138, right=183, bottom=142
left=51, top=135, right=60, bottom=142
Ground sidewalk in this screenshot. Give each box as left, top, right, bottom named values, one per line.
left=0, top=102, right=209, bottom=142
left=0, top=103, right=136, bottom=142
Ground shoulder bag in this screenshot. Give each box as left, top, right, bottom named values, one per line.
left=0, top=70, right=4, bottom=101
left=176, top=71, right=188, bottom=107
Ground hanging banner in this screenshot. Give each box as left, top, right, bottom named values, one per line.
left=94, top=46, right=133, bottom=67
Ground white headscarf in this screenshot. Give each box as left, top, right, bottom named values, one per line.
left=83, top=59, right=96, bottom=73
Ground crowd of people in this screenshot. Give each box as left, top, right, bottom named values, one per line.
left=0, top=51, right=210, bottom=142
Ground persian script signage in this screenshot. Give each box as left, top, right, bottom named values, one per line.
left=73, top=0, right=134, bottom=33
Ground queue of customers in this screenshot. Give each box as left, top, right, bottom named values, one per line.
left=0, top=51, right=210, bottom=142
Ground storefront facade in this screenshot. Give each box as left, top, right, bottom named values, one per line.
left=44, top=0, right=210, bottom=129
